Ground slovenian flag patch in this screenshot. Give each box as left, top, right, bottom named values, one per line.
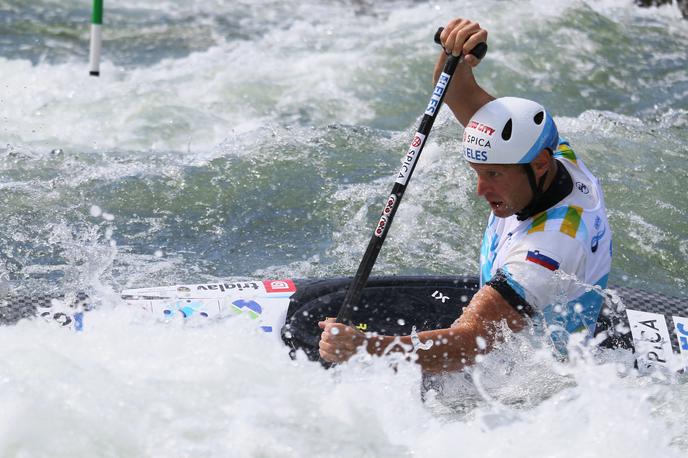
left=526, top=250, right=560, bottom=271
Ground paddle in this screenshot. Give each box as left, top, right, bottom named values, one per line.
left=335, top=27, right=487, bottom=325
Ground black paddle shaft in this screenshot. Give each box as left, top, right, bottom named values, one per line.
left=336, top=29, right=487, bottom=324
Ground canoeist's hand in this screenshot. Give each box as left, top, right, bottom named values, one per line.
left=437, top=17, right=488, bottom=67
left=432, top=18, right=492, bottom=126
left=318, top=317, right=367, bottom=363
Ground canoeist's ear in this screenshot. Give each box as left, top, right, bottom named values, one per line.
left=530, top=149, right=552, bottom=179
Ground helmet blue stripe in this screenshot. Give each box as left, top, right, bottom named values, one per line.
left=517, top=114, right=559, bottom=163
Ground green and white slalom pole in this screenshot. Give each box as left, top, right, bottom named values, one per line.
left=88, top=0, right=103, bottom=76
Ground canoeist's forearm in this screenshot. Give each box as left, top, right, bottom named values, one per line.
left=364, top=326, right=482, bottom=373
left=433, top=56, right=494, bottom=126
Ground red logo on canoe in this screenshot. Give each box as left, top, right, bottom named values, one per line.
left=263, top=279, right=296, bottom=293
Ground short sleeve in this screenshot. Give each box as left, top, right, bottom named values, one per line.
left=497, top=231, right=587, bottom=312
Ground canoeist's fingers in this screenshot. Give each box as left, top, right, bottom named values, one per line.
left=318, top=317, right=336, bottom=329
left=462, top=28, right=488, bottom=67
left=319, top=340, right=356, bottom=363
left=441, top=18, right=472, bottom=55
left=318, top=319, right=367, bottom=363
left=439, top=18, right=470, bottom=48
left=320, top=324, right=362, bottom=351
left=447, top=21, right=482, bottom=57
left=440, top=18, right=487, bottom=66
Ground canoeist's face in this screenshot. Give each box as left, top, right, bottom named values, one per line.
left=468, top=163, right=532, bottom=218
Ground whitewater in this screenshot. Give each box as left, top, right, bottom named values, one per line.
left=1, top=0, right=687, bottom=456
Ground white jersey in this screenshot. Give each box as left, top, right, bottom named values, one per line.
left=479, top=140, right=612, bottom=354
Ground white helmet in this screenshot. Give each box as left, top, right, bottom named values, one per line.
left=462, top=97, right=559, bottom=164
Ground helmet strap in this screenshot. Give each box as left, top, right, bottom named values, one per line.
left=516, top=164, right=548, bottom=221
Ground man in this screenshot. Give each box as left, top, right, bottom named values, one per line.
left=319, top=18, right=612, bottom=372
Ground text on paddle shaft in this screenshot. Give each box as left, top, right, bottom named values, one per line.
left=424, top=72, right=450, bottom=116
left=375, top=194, right=397, bottom=237
left=396, top=132, right=426, bottom=185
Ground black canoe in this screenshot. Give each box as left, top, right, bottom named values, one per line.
left=2, top=276, right=687, bottom=369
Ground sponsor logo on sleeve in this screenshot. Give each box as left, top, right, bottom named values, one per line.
left=525, top=250, right=560, bottom=271
left=626, top=309, right=672, bottom=368
left=591, top=225, right=606, bottom=253
left=576, top=181, right=590, bottom=194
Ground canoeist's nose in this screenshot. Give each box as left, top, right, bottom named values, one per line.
left=476, top=175, right=490, bottom=196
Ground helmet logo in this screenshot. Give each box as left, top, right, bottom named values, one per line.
left=467, top=120, right=495, bottom=136
left=461, top=98, right=558, bottom=165
left=463, top=133, right=491, bottom=148
left=465, top=147, right=488, bottom=162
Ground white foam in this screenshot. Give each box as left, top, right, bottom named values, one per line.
left=1, top=1, right=687, bottom=455
left=1, top=311, right=686, bottom=456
